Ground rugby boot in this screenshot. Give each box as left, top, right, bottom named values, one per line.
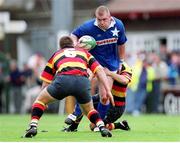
left=122, top=120, right=130, bottom=131
left=114, top=120, right=130, bottom=131
left=100, top=127, right=112, bottom=137
left=62, top=126, right=77, bottom=132
left=23, top=126, right=37, bottom=138
left=62, top=122, right=79, bottom=132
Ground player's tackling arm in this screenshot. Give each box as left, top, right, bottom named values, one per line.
left=95, top=66, right=115, bottom=106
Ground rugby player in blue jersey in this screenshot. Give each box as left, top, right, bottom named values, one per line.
left=66, top=5, right=127, bottom=122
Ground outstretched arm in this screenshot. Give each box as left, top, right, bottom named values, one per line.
left=95, top=67, right=115, bottom=106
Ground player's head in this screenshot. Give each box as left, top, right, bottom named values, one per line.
left=59, top=36, right=74, bottom=49
left=95, top=5, right=111, bottom=30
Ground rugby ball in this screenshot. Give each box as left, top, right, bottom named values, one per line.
left=78, top=35, right=96, bottom=50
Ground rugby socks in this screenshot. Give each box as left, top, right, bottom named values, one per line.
left=75, top=113, right=83, bottom=124
left=70, top=114, right=84, bottom=131
left=73, top=103, right=82, bottom=116
left=97, top=102, right=110, bottom=119
left=87, top=109, right=105, bottom=130
left=30, top=101, right=46, bottom=127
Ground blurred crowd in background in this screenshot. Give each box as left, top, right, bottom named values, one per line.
left=0, top=42, right=179, bottom=115
left=125, top=44, right=180, bottom=115
left=0, top=53, right=47, bottom=113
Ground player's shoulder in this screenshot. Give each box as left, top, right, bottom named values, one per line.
left=113, top=17, right=123, bottom=23
left=113, top=17, right=125, bottom=27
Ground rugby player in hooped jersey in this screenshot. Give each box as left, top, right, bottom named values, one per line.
left=23, top=36, right=114, bottom=138
left=70, top=5, right=127, bottom=122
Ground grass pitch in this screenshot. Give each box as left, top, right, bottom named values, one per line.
left=0, top=114, right=180, bottom=142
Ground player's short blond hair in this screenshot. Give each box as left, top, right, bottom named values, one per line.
left=95, top=5, right=110, bottom=17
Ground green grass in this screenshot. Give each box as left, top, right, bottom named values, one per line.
left=0, top=114, right=180, bottom=142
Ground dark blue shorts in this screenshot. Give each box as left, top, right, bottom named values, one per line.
left=47, top=75, right=91, bottom=104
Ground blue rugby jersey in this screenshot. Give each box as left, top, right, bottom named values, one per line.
left=72, top=17, right=127, bottom=71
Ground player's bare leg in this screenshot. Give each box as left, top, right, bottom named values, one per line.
left=23, top=88, right=56, bottom=138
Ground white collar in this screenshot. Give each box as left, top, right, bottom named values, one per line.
left=94, top=17, right=116, bottom=30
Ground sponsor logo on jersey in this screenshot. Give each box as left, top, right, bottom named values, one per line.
left=96, top=38, right=118, bottom=46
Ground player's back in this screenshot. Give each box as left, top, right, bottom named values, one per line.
left=54, top=48, right=100, bottom=77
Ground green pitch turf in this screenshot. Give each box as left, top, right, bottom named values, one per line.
left=0, top=114, right=180, bottom=142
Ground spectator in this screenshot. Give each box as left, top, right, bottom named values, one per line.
left=0, top=63, right=4, bottom=113
left=132, top=58, right=155, bottom=116
left=167, top=52, right=179, bottom=85
left=146, top=52, right=168, bottom=113
left=8, top=60, right=25, bottom=114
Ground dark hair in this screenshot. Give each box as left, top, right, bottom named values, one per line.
left=59, top=36, right=74, bottom=49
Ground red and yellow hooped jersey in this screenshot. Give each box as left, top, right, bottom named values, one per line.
left=112, top=62, right=132, bottom=106
left=40, top=48, right=101, bottom=83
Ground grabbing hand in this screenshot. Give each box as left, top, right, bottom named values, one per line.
left=107, top=91, right=115, bottom=106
